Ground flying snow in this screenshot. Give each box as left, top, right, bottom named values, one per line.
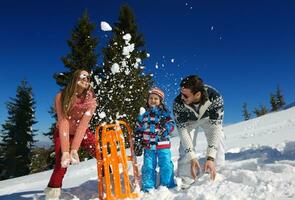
left=100, top=21, right=112, bottom=31
left=98, top=111, right=106, bottom=119
left=111, top=63, right=120, bottom=74
left=139, top=107, right=146, bottom=115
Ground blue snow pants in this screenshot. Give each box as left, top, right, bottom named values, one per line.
left=141, top=148, right=176, bottom=192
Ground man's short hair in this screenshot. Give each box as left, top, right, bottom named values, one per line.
left=180, top=75, right=205, bottom=94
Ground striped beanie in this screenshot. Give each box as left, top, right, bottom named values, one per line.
left=149, top=87, right=165, bottom=100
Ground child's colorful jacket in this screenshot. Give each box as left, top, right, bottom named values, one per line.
left=135, top=106, right=175, bottom=150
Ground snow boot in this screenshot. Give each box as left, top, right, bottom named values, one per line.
left=44, top=187, right=61, bottom=200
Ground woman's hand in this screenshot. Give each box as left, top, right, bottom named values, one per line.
left=70, top=149, right=80, bottom=164
left=61, top=152, right=70, bottom=168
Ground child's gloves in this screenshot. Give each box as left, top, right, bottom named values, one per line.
left=134, top=143, right=143, bottom=156
left=158, top=128, right=168, bottom=137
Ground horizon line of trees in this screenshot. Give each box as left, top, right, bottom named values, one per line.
left=242, top=85, right=286, bottom=121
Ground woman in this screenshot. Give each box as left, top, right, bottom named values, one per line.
left=44, top=70, right=97, bottom=199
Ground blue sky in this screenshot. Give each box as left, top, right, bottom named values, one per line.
left=0, top=0, right=294, bottom=140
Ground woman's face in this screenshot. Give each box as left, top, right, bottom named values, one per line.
left=77, top=70, right=90, bottom=89
left=148, top=93, right=161, bottom=107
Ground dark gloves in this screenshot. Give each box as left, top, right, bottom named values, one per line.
left=134, top=143, right=143, bottom=156
left=134, top=131, right=143, bottom=156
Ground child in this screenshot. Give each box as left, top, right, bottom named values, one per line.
left=134, top=87, right=176, bottom=192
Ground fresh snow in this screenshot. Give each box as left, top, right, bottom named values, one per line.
left=139, top=107, right=146, bottom=115
left=100, top=21, right=112, bottom=31
left=0, top=107, right=295, bottom=200
left=122, top=44, right=135, bottom=56
left=111, top=63, right=120, bottom=74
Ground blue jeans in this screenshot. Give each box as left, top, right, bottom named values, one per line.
left=141, top=148, right=176, bottom=191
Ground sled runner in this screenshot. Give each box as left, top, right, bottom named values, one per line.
left=95, top=120, right=140, bottom=200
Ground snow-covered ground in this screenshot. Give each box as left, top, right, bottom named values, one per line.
left=1, top=107, right=295, bottom=200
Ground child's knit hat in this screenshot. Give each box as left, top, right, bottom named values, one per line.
left=149, top=87, right=164, bottom=100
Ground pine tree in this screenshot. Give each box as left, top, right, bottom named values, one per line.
left=259, top=105, right=268, bottom=115
left=242, top=102, right=251, bottom=120
left=253, top=107, right=261, bottom=117
left=30, top=147, right=53, bottom=174
left=0, top=80, right=37, bottom=180
left=275, top=85, right=285, bottom=109
left=92, top=5, right=153, bottom=129
left=253, top=104, right=268, bottom=117
left=270, top=93, right=279, bottom=111
left=54, top=10, right=99, bottom=86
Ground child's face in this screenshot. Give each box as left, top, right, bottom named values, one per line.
left=148, top=94, right=161, bottom=107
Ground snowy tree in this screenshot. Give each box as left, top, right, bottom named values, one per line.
left=54, top=10, right=99, bottom=86
left=242, top=102, right=251, bottom=120
left=0, top=80, right=37, bottom=180
left=92, top=5, right=153, bottom=129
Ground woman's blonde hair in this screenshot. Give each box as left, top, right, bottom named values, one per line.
left=61, top=70, right=91, bottom=117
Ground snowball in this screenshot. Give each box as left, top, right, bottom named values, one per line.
left=122, top=44, right=135, bottom=56
left=121, top=60, right=127, bottom=67
left=98, top=112, right=106, bottom=119
left=146, top=53, right=150, bottom=57
left=139, top=107, right=146, bottom=115
left=122, top=33, right=132, bottom=42
left=100, top=21, right=112, bottom=31
left=125, top=68, right=130, bottom=75
left=171, top=59, right=175, bottom=63
left=111, top=63, right=120, bottom=74
left=136, top=58, right=141, bottom=63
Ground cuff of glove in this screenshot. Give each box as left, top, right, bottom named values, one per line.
left=206, top=156, right=215, bottom=161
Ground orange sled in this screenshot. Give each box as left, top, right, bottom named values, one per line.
left=95, top=120, right=140, bottom=200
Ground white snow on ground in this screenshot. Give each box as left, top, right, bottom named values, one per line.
left=0, top=107, right=295, bottom=200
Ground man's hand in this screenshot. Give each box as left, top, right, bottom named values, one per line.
left=204, top=160, right=216, bottom=181
left=191, top=158, right=201, bottom=180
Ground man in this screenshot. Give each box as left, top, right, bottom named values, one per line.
left=173, top=75, right=225, bottom=186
